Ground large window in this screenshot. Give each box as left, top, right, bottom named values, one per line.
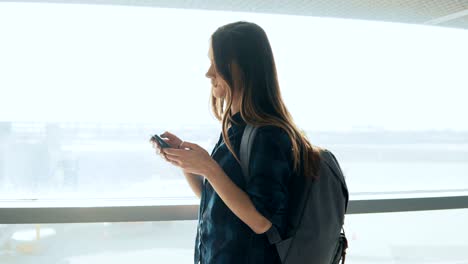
left=0, top=2, right=467, bottom=200
left=1, top=2, right=468, bottom=264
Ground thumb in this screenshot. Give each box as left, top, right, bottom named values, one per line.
left=179, top=141, right=198, bottom=150
left=161, top=131, right=175, bottom=139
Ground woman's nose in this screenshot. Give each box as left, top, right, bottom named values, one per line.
left=206, top=64, right=215, bottom=78
left=205, top=69, right=212, bottom=78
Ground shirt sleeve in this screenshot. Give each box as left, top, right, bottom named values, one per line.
left=244, top=125, right=293, bottom=235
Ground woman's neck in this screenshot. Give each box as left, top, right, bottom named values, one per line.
left=230, top=98, right=240, bottom=116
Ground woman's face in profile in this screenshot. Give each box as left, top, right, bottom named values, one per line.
left=206, top=43, right=228, bottom=99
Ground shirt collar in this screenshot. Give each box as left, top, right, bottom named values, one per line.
left=230, top=111, right=245, bottom=126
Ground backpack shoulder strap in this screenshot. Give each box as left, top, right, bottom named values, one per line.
left=321, top=149, right=347, bottom=189
left=240, top=124, right=283, bottom=245
left=321, top=149, right=349, bottom=213
left=240, top=124, right=258, bottom=185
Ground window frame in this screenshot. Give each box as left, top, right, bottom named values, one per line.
left=1, top=195, right=467, bottom=224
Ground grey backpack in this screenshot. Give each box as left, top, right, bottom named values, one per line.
left=240, top=125, right=349, bottom=264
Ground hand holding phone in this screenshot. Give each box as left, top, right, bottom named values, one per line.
left=150, top=134, right=172, bottom=148
left=149, top=131, right=184, bottom=149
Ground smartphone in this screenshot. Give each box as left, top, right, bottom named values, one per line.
left=150, top=134, right=172, bottom=148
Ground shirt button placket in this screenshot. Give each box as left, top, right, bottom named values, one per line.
left=197, top=178, right=206, bottom=263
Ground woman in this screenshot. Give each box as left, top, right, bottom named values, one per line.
left=150, top=21, right=321, bottom=264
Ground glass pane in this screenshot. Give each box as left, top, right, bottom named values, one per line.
left=312, top=132, right=468, bottom=194
left=0, top=122, right=217, bottom=199
left=0, top=209, right=467, bottom=263
left=0, top=220, right=198, bottom=263
left=1, top=3, right=467, bottom=199
left=344, top=209, right=468, bottom=263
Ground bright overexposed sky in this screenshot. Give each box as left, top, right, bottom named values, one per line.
left=1, top=2, right=467, bottom=131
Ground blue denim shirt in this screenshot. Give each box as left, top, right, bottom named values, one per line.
left=194, top=112, right=294, bottom=264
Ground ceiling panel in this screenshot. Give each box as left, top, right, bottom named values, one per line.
left=7, top=0, right=468, bottom=30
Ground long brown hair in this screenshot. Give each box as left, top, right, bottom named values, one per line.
left=209, top=21, right=321, bottom=180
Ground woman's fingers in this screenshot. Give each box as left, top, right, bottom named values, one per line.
left=161, top=131, right=175, bottom=138
left=149, top=134, right=184, bottom=164
left=164, top=151, right=181, bottom=161
left=169, top=160, right=181, bottom=167
left=163, top=148, right=187, bottom=157
left=161, top=131, right=183, bottom=147
left=161, top=131, right=177, bottom=141
left=153, top=144, right=162, bottom=153
left=155, top=149, right=163, bottom=158
left=152, top=142, right=162, bottom=152
left=151, top=142, right=167, bottom=159
left=150, top=139, right=163, bottom=150
left=179, top=141, right=198, bottom=150
left=165, top=154, right=181, bottom=166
